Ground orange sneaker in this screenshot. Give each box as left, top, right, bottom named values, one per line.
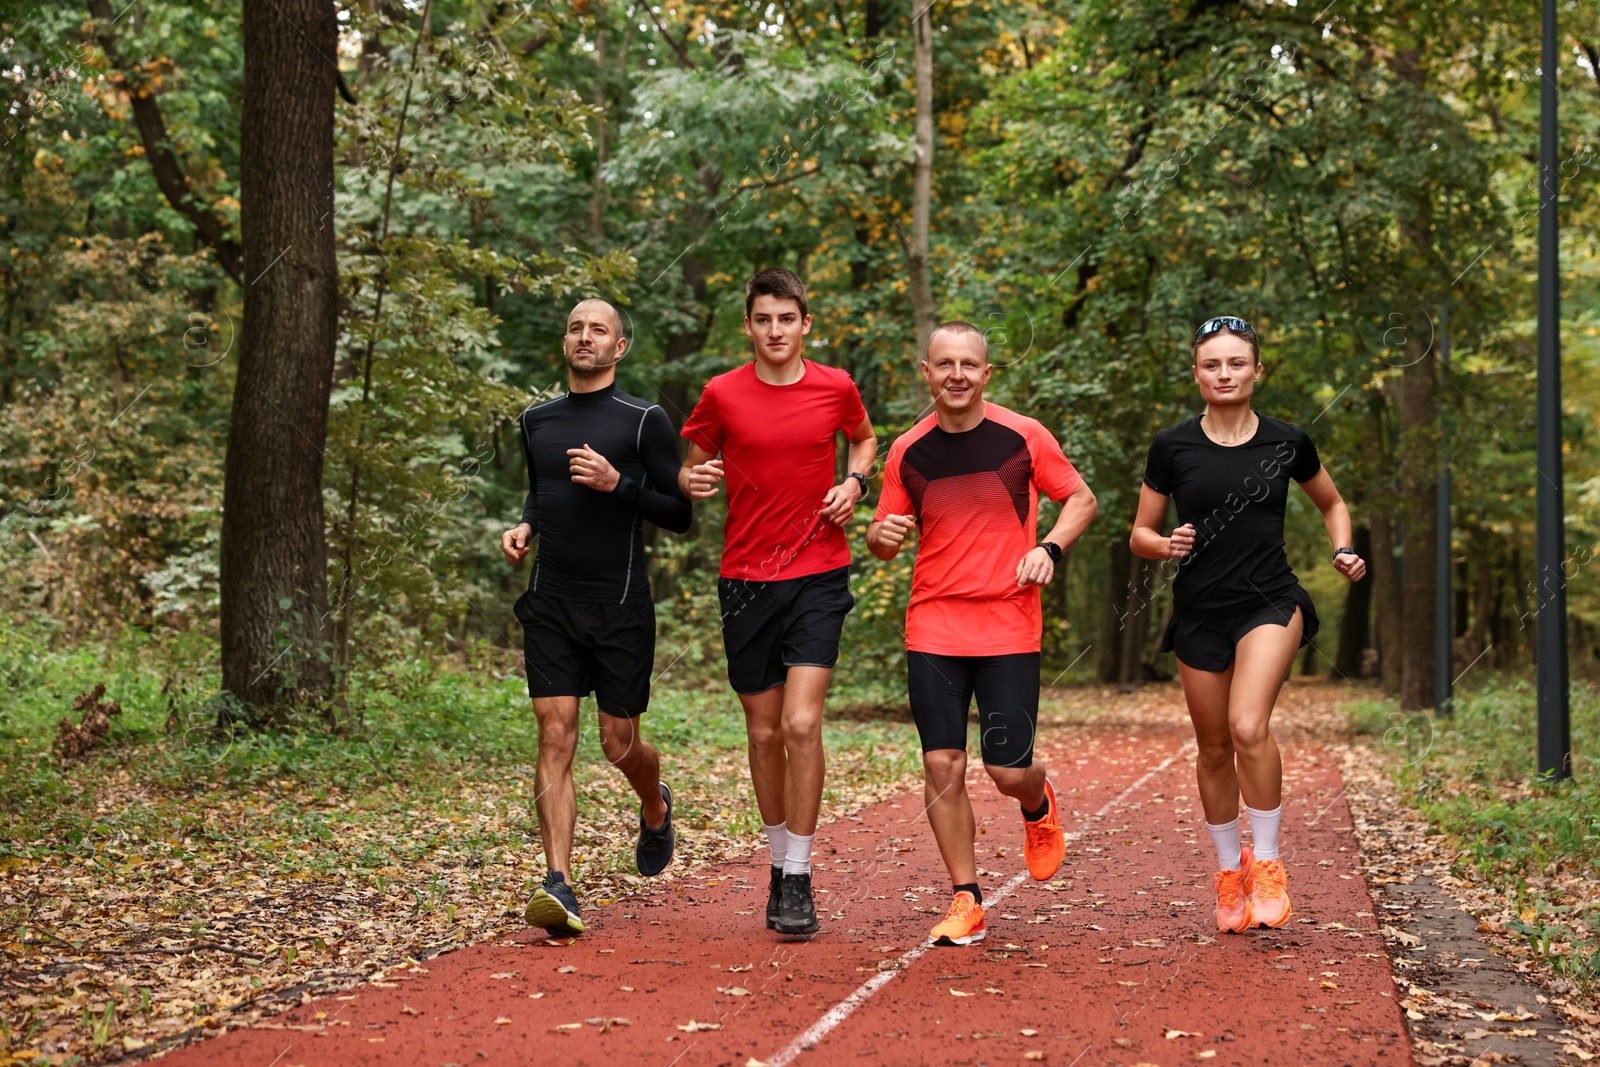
left=1022, top=779, right=1065, bottom=881
left=1245, top=856, right=1293, bottom=928
left=929, top=891, right=986, bottom=946
left=1214, top=845, right=1253, bottom=933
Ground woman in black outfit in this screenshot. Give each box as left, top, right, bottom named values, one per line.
left=1129, top=316, right=1366, bottom=933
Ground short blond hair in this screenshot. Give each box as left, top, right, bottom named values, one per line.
left=928, top=320, right=988, bottom=361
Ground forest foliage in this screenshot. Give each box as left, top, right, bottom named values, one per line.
left=2, top=0, right=1600, bottom=710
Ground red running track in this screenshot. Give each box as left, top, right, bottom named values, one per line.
left=156, top=721, right=1412, bottom=1066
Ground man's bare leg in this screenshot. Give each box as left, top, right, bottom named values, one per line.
left=598, top=710, right=667, bottom=828
left=532, top=696, right=581, bottom=874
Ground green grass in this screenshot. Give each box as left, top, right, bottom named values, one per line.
left=1348, top=675, right=1600, bottom=988
left=0, top=622, right=921, bottom=868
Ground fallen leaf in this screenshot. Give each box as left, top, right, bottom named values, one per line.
left=984, top=987, right=1005, bottom=995
left=1166, top=1029, right=1200, bottom=1039
left=528, top=992, right=544, bottom=999
left=489, top=971, right=516, bottom=979
left=495, top=1017, right=513, bottom=1026
left=1382, top=925, right=1421, bottom=947
left=1024, top=1053, right=1045, bottom=1062
left=950, top=988, right=975, bottom=997
left=1196, top=1052, right=1217, bottom=1061
left=1020, top=1028, right=1039, bottom=1036
left=718, top=986, right=751, bottom=996
left=555, top=1022, right=581, bottom=1030
left=746, top=1059, right=771, bottom=1067
left=400, top=1005, right=421, bottom=1016
left=677, top=1020, right=722, bottom=1032
left=557, top=965, right=577, bottom=974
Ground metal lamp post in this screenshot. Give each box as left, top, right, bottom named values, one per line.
left=1536, top=0, right=1572, bottom=781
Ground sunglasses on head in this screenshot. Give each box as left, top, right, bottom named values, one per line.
left=1194, top=316, right=1256, bottom=341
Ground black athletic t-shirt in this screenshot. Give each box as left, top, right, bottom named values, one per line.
left=1142, top=414, right=1322, bottom=619
left=519, top=383, right=691, bottom=604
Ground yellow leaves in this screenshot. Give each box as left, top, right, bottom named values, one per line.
left=677, top=1019, right=722, bottom=1032
left=950, top=987, right=976, bottom=996
left=717, top=985, right=751, bottom=996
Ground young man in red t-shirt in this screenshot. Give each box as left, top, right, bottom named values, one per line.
left=867, top=321, right=1098, bottom=946
left=679, top=268, right=877, bottom=936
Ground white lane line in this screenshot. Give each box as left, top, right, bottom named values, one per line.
left=766, top=739, right=1197, bottom=1066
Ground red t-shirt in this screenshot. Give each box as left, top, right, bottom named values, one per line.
left=682, top=360, right=869, bottom=581
left=875, top=403, right=1083, bottom=656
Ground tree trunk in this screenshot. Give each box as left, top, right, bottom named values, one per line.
left=906, top=0, right=935, bottom=359
left=1365, top=403, right=1402, bottom=696
left=1398, top=338, right=1438, bottom=710
left=1333, top=525, right=1372, bottom=679
left=590, top=11, right=608, bottom=247
left=220, top=0, right=339, bottom=714
left=1117, top=552, right=1150, bottom=689
left=1096, top=541, right=1131, bottom=684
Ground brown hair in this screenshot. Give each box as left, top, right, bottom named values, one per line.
left=1191, top=323, right=1260, bottom=364
left=745, top=267, right=809, bottom=319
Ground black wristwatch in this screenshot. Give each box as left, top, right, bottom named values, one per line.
left=846, top=471, right=869, bottom=496
left=1036, top=541, right=1063, bottom=564
left=1332, top=546, right=1356, bottom=561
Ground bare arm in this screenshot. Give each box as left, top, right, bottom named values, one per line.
left=678, top=440, right=724, bottom=500
left=1129, top=483, right=1192, bottom=560
left=819, top=417, right=878, bottom=526
left=1017, top=482, right=1099, bottom=587
left=1297, top=466, right=1367, bottom=582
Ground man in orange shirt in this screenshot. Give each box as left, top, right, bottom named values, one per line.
left=867, top=322, right=1098, bottom=946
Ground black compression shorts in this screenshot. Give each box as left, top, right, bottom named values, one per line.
left=907, top=651, right=1040, bottom=769
left=717, top=566, right=854, bottom=694
left=1160, top=584, right=1319, bottom=673
left=515, top=588, right=655, bottom=716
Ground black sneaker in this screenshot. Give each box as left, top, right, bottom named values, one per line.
left=635, top=782, right=676, bottom=877
left=765, top=865, right=783, bottom=930
left=525, top=874, right=584, bottom=937
left=773, top=872, right=819, bottom=936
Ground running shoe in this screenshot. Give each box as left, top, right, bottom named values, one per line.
left=635, top=782, right=676, bottom=877
left=928, top=891, right=986, bottom=946
left=766, top=865, right=782, bottom=930
left=1214, top=847, right=1253, bottom=934
left=1022, top=779, right=1065, bottom=881
left=525, top=873, right=584, bottom=938
left=773, top=872, right=820, bottom=936
left=1245, top=854, right=1293, bottom=928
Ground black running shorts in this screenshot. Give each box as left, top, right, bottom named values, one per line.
left=514, top=589, right=655, bottom=716
left=907, top=651, right=1040, bottom=769
left=717, top=566, right=855, bottom=694
left=1160, top=584, right=1320, bottom=673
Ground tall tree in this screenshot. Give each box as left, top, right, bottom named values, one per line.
left=220, top=0, right=339, bottom=712
left=906, top=0, right=935, bottom=358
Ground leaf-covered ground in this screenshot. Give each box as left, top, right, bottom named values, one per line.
left=5, top=656, right=1598, bottom=1065
left=0, top=644, right=923, bottom=1064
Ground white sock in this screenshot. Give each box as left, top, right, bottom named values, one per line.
left=764, top=822, right=788, bottom=870
left=1245, top=804, right=1282, bottom=861
left=1206, top=817, right=1243, bottom=871
left=782, top=831, right=815, bottom=876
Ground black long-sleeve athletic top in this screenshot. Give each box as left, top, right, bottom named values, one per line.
left=519, top=383, right=691, bottom=604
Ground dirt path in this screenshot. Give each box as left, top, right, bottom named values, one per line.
left=153, top=690, right=1412, bottom=1066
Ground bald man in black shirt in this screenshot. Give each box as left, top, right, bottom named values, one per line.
left=501, top=299, right=691, bottom=938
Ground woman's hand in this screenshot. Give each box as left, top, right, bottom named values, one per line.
left=1166, top=523, right=1196, bottom=558
left=1333, top=551, right=1367, bottom=582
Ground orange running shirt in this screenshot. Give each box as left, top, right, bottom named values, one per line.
left=875, top=403, right=1083, bottom=656
left=681, top=360, right=868, bottom=581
